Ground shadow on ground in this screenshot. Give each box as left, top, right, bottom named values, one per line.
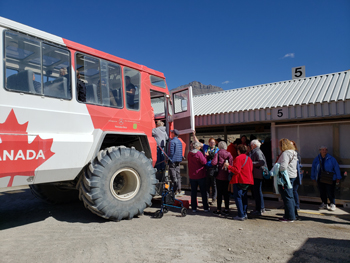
left=288, top=237, right=350, bottom=263
left=2, top=189, right=349, bottom=230
left=0, top=188, right=106, bottom=230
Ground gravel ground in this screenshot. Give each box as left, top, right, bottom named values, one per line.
left=1, top=188, right=349, bottom=263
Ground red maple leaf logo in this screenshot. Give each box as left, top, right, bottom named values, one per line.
left=0, top=110, right=55, bottom=187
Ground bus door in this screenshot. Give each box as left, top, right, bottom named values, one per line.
left=150, top=90, right=166, bottom=124
left=170, top=86, right=195, bottom=135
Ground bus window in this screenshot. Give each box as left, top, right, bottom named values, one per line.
left=4, top=31, right=41, bottom=94
left=76, top=53, right=100, bottom=104
left=151, top=90, right=165, bottom=118
left=150, top=75, right=166, bottom=89
left=174, top=89, right=188, bottom=113
left=104, top=62, right=123, bottom=108
left=124, top=67, right=140, bottom=110
left=4, top=30, right=71, bottom=99
left=42, top=43, right=71, bottom=99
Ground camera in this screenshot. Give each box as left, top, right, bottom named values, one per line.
left=207, top=150, right=215, bottom=160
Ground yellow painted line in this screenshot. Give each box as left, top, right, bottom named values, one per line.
left=299, top=211, right=326, bottom=216
left=298, top=210, right=350, bottom=217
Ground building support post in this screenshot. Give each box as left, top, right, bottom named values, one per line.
left=271, top=122, right=277, bottom=194
left=271, top=122, right=277, bottom=163
left=224, top=126, right=227, bottom=142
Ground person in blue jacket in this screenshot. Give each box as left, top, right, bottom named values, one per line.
left=168, top=129, right=183, bottom=194
left=311, top=146, right=341, bottom=211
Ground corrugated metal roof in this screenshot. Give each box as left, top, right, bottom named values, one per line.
left=193, top=70, right=350, bottom=116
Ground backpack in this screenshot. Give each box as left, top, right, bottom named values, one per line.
left=262, top=166, right=270, bottom=179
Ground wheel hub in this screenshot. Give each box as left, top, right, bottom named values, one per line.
left=110, top=168, right=140, bottom=201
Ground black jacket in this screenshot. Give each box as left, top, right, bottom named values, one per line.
left=77, top=79, right=86, bottom=102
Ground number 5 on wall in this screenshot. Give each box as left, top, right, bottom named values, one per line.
left=273, top=108, right=288, bottom=120
left=277, top=109, right=283, bottom=117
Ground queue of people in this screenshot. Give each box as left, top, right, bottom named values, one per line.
left=188, top=133, right=342, bottom=222
left=153, top=127, right=342, bottom=222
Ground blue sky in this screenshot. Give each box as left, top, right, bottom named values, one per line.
left=1, top=0, right=349, bottom=91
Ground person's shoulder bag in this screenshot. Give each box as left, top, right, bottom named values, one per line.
left=262, top=166, right=270, bottom=179
left=318, top=156, right=334, bottom=185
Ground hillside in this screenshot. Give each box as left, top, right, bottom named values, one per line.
left=171, top=81, right=223, bottom=96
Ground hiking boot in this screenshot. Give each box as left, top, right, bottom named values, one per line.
left=213, top=210, right=221, bottom=215
left=222, top=210, right=229, bottom=216
left=251, top=210, right=262, bottom=216
left=319, top=203, right=327, bottom=209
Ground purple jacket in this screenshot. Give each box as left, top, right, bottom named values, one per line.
left=187, top=149, right=208, bottom=180
left=211, top=149, right=233, bottom=181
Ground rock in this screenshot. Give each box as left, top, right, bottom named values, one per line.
left=228, top=248, right=231, bottom=251
left=171, top=81, right=223, bottom=96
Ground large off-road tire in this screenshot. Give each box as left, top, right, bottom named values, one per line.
left=30, top=183, right=79, bottom=204
left=79, top=146, right=157, bottom=221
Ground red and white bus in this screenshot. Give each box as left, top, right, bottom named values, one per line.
left=0, top=16, right=194, bottom=220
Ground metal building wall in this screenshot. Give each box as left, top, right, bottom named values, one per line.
left=272, top=120, right=350, bottom=204
left=194, top=70, right=350, bottom=126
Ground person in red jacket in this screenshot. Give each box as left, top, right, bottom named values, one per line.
left=187, top=142, right=209, bottom=212
left=224, top=144, right=254, bottom=221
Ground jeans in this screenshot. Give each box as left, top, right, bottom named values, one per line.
left=190, top=177, right=208, bottom=210
left=169, top=162, right=181, bottom=192
left=253, top=178, right=264, bottom=211
left=216, top=179, right=230, bottom=211
left=206, top=174, right=217, bottom=201
left=293, top=179, right=300, bottom=209
left=279, top=177, right=297, bottom=220
left=233, top=184, right=248, bottom=218
left=155, top=147, right=165, bottom=171
left=317, top=180, right=336, bottom=204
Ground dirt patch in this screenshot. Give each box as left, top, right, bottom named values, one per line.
left=1, top=189, right=349, bottom=263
